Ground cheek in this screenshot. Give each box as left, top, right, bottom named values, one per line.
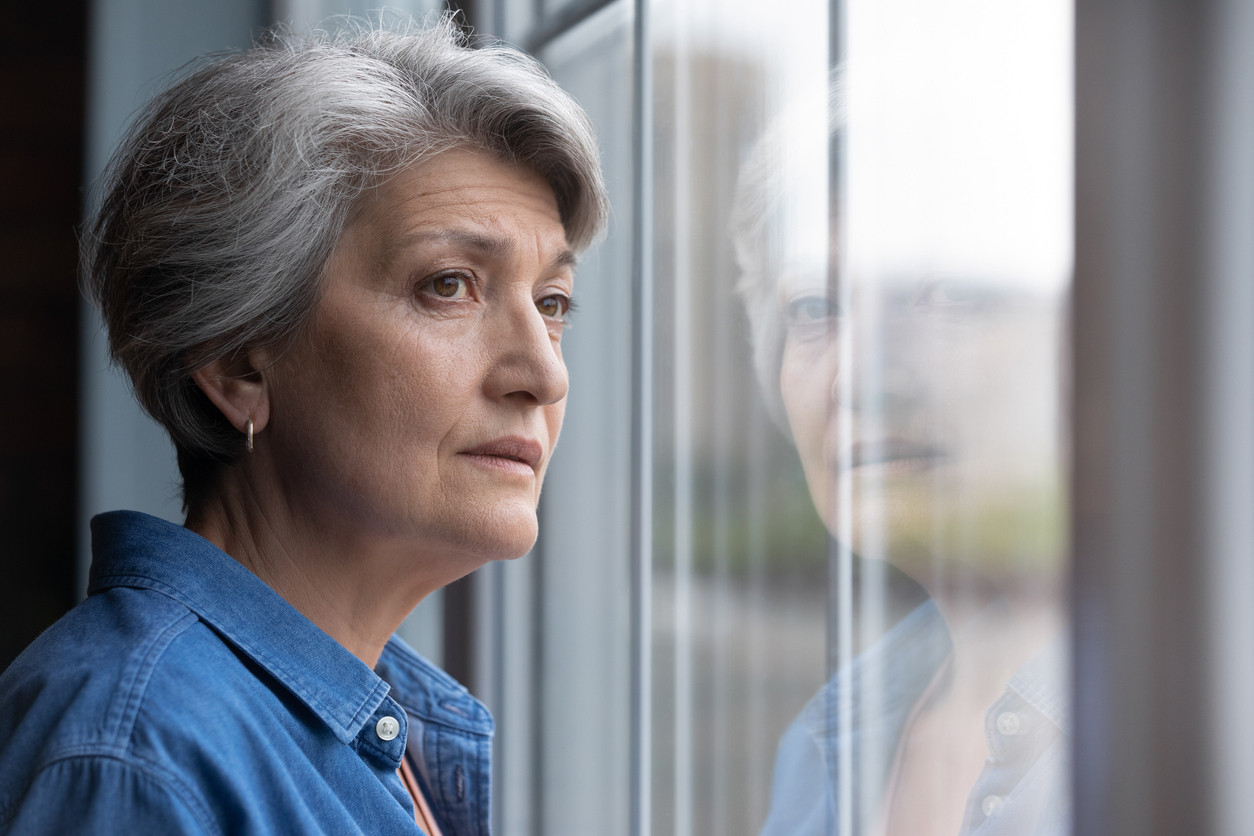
left=780, top=337, right=837, bottom=448
left=271, top=309, right=472, bottom=497
left=291, top=326, right=402, bottom=437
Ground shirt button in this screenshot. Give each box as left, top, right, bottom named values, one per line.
left=376, top=716, right=400, bottom=741
left=982, top=795, right=1004, bottom=817
left=996, top=711, right=1021, bottom=736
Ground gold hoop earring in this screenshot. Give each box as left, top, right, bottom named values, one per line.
left=246, top=418, right=254, bottom=453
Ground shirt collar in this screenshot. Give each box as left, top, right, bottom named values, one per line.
left=376, top=638, right=494, bottom=737
left=87, top=510, right=392, bottom=746
left=1006, top=632, right=1069, bottom=734
left=801, top=599, right=954, bottom=737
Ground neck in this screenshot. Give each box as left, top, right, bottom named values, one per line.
left=908, top=569, right=1062, bottom=713
left=186, top=453, right=483, bottom=669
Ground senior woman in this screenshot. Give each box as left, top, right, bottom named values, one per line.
left=736, top=74, right=1067, bottom=835
left=0, top=19, right=605, bottom=836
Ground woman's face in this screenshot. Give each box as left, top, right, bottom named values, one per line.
left=778, top=274, right=1061, bottom=580
left=263, top=149, right=574, bottom=561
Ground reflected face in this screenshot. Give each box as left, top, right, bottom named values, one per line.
left=778, top=275, right=1061, bottom=576
left=265, top=149, right=574, bottom=560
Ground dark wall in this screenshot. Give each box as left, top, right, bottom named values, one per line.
left=0, top=2, right=89, bottom=670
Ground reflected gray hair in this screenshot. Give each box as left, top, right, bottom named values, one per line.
left=83, top=16, right=608, bottom=503
left=730, top=67, right=844, bottom=435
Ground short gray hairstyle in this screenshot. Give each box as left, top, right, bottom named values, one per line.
left=83, top=16, right=608, bottom=504
left=730, top=67, right=844, bottom=436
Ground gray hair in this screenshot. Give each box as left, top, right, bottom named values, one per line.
left=730, top=67, right=844, bottom=435
left=83, top=15, right=608, bottom=504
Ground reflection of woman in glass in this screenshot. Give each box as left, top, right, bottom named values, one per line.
left=733, top=75, right=1068, bottom=836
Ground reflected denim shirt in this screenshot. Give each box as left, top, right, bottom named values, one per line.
left=760, top=601, right=1068, bottom=836
left=0, top=511, right=493, bottom=836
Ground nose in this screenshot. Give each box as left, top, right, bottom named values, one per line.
left=482, top=298, right=569, bottom=407
left=831, top=316, right=926, bottom=419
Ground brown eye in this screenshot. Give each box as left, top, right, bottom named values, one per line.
left=537, top=294, right=572, bottom=320
left=426, top=274, right=469, bottom=299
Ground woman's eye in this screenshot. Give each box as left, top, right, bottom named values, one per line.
left=536, top=294, right=573, bottom=320
left=784, top=295, right=840, bottom=327
left=914, top=279, right=983, bottom=310
left=424, top=274, right=470, bottom=300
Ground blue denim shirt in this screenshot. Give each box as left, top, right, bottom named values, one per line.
left=0, top=511, right=494, bottom=836
left=957, top=638, right=1068, bottom=835
left=759, top=600, right=954, bottom=836
left=760, top=600, right=1067, bottom=836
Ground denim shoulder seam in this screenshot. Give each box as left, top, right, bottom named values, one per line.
left=0, top=749, right=222, bottom=836
left=102, top=608, right=200, bottom=748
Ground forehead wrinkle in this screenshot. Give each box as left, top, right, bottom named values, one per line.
left=379, top=228, right=574, bottom=275
left=526, top=222, right=576, bottom=274
left=378, top=229, right=517, bottom=271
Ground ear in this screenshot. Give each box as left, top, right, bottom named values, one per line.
left=191, top=348, right=273, bottom=438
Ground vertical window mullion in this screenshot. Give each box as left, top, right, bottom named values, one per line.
left=629, top=0, right=654, bottom=832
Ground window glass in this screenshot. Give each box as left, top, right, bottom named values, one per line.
left=476, top=0, right=1071, bottom=832
left=651, top=1, right=1071, bottom=835
left=650, top=1, right=831, bottom=832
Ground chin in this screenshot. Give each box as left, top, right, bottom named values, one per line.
left=439, top=504, right=539, bottom=562
left=492, top=521, right=539, bottom=560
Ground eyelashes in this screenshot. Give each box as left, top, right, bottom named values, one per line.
left=783, top=294, right=843, bottom=340
left=785, top=295, right=842, bottom=325
left=415, top=271, right=577, bottom=325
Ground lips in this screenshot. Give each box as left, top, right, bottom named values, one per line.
left=838, top=438, right=948, bottom=471
left=459, top=436, right=544, bottom=470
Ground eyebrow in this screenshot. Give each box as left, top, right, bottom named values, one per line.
left=385, top=229, right=577, bottom=271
